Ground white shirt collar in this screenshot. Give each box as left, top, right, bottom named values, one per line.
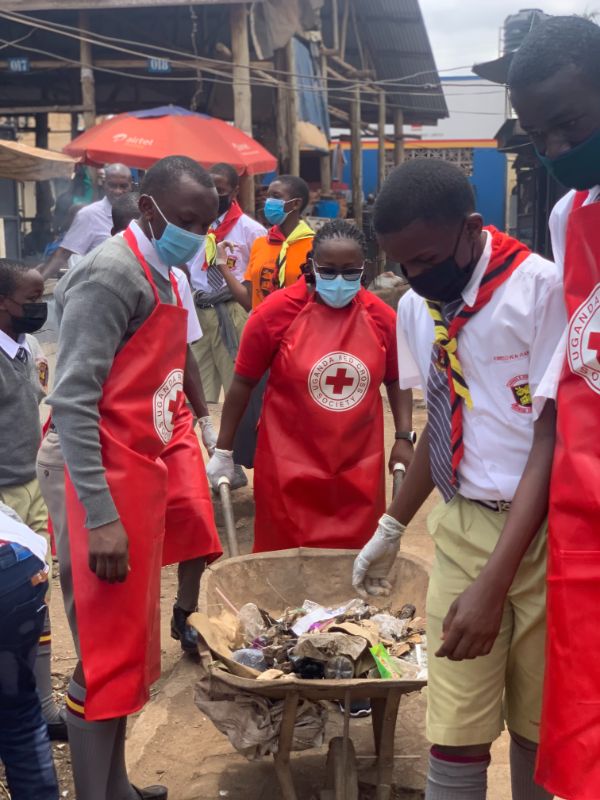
left=461, top=230, right=492, bottom=308
left=0, top=329, right=29, bottom=360
left=127, top=221, right=170, bottom=280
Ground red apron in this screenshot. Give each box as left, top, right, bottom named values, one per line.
left=65, top=227, right=187, bottom=721
left=161, top=399, right=222, bottom=566
left=253, top=293, right=386, bottom=552
left=537, top=192, right=600, bottom=798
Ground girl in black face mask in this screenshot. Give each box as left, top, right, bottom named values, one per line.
left=0, top=261, right=47, bottom=337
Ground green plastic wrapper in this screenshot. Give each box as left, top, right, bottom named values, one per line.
left=370, top=643, right=404, bottom=680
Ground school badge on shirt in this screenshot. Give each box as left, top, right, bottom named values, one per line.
left=507, top=374, right=532, bottom=414
left=567, top=283, right=600, bottom=396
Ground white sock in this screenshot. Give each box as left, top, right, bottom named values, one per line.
left=426, top=750, right=490, bottom=799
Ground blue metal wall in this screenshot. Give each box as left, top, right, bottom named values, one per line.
left=342, top=146, right=507, bottom=230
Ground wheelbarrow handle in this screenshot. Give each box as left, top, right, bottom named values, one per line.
left=392, top=462, right=406, bottom=499
left=218, top=477, right=239, bottom=558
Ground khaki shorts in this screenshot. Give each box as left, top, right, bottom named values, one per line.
left=191, top=301, right=248, bottom=403
left=426, top=495, right=547, bottom=747
left=0, top=477, right=52, bottom=589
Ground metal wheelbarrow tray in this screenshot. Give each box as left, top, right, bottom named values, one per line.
left=196, top=547, right=429, bottom=800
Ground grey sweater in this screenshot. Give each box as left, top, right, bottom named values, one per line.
left=49, top=235, right=175, bottom=529
left=0, top=345, right=43, bottom=486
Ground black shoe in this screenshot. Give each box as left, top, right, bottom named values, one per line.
left=131, top=784, right=168, bottom=799
left=337, top=699, right=371, bottom=719
left=170, top=604, right=199, bottom=654
left=47, top=719, right=69, bottom=741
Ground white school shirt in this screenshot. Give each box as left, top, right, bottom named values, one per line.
left=532, top=187, right=600, bottom=416
left=187, top=212, right=266, bottom=291
left=126, top=222, right=203, bottom=345
left=61, top=196, right=113, bottom=256
left=0, top=504, right=48, bottom=564
left=396, top=229, right=566, bottom=502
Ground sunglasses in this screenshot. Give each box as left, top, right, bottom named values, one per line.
left=313, top=260, right=365, bottom=282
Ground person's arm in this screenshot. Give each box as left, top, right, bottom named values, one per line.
left=217, top=373, right=258, bottom=450
left=183, top=345, right=209, bottom=419
left=352, top=423, right=435, bottom=596
left=218, top=264, right=252, bottom=311
left=50, top=278, right=135, bottom=583
left=386, top=381, right=414, bottom=471
left=40, top=246, right=73, bottom=280
left=436, top=400, right=556, bottom=662
left=216, top=242, right=252, bottom=311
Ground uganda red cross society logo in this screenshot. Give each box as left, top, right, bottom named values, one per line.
left=153, top=369, right=184, bottom=443
left=308, top=351, right=370, bottom=412
left=568, top=284, right=600, bottom=396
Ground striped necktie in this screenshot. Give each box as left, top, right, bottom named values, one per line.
left=204, top=233, right=224, bottom=292
left=424, top=228, right=533, bottom=499
left=426, top=298, right=463, bottom=502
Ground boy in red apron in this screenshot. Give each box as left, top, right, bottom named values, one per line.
left=353, top=159, right=565, bottom=799
left=48, top=156, right=221, bottom=800
left=508, top=16, right=600, bottom=799
left=207, top=219, right=412, bottom=551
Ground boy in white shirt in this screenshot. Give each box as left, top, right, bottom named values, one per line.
left=353, top=159, right=565, bottom=799
left=507, top=15, right=600, bottom=799
left=0, top=501, right=58, bottom=799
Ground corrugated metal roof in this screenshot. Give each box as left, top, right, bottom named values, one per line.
left=321, top=0, right=448, bottom=125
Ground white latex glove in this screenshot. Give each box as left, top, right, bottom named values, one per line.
left=206, top=448, right=235, bottom=491
left=198, top=416, right=218, bottom=457
left=352, top=514, right=406, bottom=599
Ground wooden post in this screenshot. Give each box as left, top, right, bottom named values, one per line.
left=230, top=3, right=254, bottom=214
left=34, top=113, right=53, bottom=237
left=320, top=50, right=331, bottom=194
left=394, top=107, right=404, bottom=166
left=340, top=0, right=350, bottom=60
left=286, top=38, right=300, bottom=177
left=78, top=11, right=96, bottom=130
left=378, top=89, right=386, bottom=190
left=274, top=48, right=289, bottom=172
left=350, top=85, right=363, bottom=228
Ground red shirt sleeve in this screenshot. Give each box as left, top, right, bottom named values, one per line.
left=359, top=289, right=399, bottom=384
left=235, top=279, right=309, bottom=381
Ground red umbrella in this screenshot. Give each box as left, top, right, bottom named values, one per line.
left=63, top=106, right=277, bottom=176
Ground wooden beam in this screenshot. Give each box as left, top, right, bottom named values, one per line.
left=350, top=84, right=362, bottom=228
left=78, top=10, right=96, bottom=130
left=377, top=89, right=386, bottom=191
left=340, top=0, right=350, bottom=61
left=286, top=38, right=300, bottom=177
left=320, top=50, right=332, bottom=194
left=394, top=107, right=404, bottom=166
left=331, top=0, right=340, bottom=52
left=230, top=3, right=254, bottom=213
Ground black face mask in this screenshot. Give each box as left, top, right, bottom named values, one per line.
left=10, top=301, right=48, bottom=335
left=401, top=224, right=477, bottom=303
left=218, top=194, right=233, bottom=216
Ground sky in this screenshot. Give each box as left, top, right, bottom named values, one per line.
left=419, top=0, right=596, bottom=73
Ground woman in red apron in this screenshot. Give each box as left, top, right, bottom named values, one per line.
left=207, top=219, right=408, bottom=551
left=536, top=192, right=600, bottom=799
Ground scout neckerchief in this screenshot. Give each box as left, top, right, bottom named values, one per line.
left=426, top=226, right=532, bottom=485
left=202, top=200, right=244, bottom=271
left=270, top=220, right=314, bottom=289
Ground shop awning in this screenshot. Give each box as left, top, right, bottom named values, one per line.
left=0, top=139, right=76, bottom=181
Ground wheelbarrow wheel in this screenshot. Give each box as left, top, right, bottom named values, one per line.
left=322, top=736, right=359, bottom=800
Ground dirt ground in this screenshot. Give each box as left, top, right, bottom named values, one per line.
left=2, top=375, right=517, bottom=799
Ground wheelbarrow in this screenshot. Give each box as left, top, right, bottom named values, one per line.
left=195, top=544, right=429, bottom=800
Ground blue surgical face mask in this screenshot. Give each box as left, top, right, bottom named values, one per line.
left=315, top=273, right=361, bottom=308
left=148, top=196, right=206, bottom=265
left=264, top=197, right=298, bottom=226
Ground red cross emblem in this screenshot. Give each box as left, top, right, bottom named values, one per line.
left=325, top=367, right=355, bottom=395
